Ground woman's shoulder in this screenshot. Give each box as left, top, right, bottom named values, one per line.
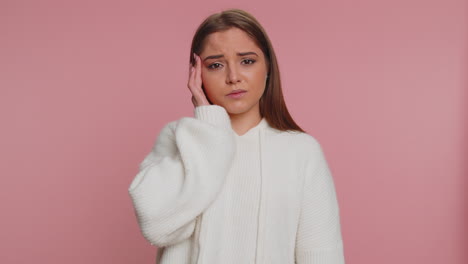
left=267, top=128, right=323, bottom=154
left=269, top=127, right=320, bottom=144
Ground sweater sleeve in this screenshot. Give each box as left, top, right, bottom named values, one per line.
left=128, top=104, right=236, bottom=247
left=295, top=138, right=345, bottom=264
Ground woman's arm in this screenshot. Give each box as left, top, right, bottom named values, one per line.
left=128, top=104, right=235, bottom=247
left=295, top=138, right=345, bottom=264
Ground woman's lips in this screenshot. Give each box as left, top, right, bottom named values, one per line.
left=227, top=91, right=247, bottom=99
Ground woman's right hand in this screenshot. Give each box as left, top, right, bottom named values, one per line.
left=188, top=53, right=211, bottom=107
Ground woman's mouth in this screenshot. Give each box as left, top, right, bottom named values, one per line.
left=227, top=90, right=247, bottom=99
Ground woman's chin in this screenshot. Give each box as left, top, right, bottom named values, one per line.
left=223, top=102, right=256, bottom=115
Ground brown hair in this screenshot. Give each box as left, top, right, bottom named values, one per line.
left=189, top=8, right=306, bottom=133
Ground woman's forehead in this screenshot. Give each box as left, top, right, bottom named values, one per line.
left=202, top=29, right=262, bottom=57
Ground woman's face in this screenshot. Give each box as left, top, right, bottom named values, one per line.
left=199, top=27, right=268, bottom=115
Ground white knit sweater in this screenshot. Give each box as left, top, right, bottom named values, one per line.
left=128, top=105, right=345, bottom=264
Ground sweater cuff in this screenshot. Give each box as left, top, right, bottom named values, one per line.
left=193, top=105, right=231, bottom=129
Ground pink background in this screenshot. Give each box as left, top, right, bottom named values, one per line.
left=1, top=0, right=466, bottom=263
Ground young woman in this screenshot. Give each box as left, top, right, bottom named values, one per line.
left=128, top=8, right=345, bottom=264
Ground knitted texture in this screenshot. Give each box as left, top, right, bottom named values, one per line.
left=128, top=105, right=345, bottom=264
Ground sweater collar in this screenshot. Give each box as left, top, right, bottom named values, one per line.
left=233, top=117, right=269, bottom=138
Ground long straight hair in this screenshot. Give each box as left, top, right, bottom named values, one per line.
left=189, top=8, right=306, bottom=133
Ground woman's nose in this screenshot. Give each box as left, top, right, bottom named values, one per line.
left=226, top=65, right=241, bottom=84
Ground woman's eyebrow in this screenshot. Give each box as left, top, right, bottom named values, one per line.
left=203, top=52, right=258, bottom=62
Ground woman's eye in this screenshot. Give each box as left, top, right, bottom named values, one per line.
left=207, top=59, right=256, bottom=69
left=242, top=59, right=256, bottom=65
left=208, top=63, right=222, bottom=69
